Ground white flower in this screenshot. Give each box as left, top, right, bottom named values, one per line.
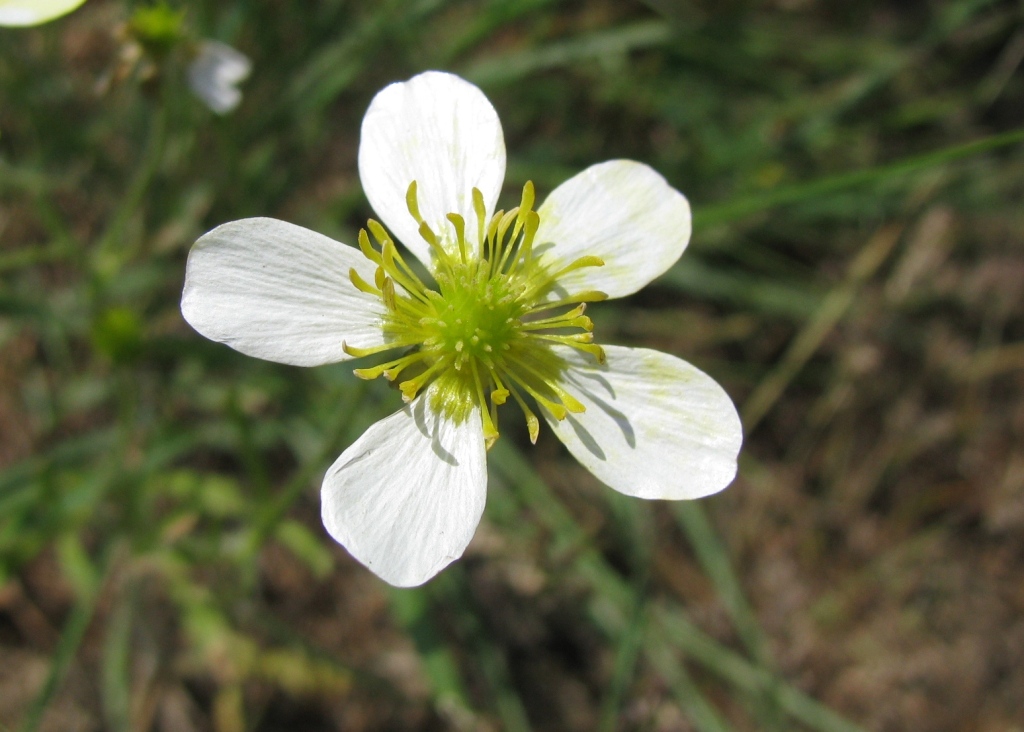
left=0, top=0, right=86, bottom=26
left=186, top=39, right=251, bottom=115
left=181, top=71, right=742, bottom=587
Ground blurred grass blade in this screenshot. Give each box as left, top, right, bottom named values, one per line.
left=286, top=0, right=447, bottom=114
left=598, top=596, right=647, bottom=732
left=0, top=240, right=74, bottom=273
left=19, top=598, right=99, bottom=732
left=101, top=580, right=136, bottom=732
left=673, top=503, right=768, bottom=664
left=241, top=380, right=368, bottom=560
left=438, top=0, right=563, bottom=63
left=644, top=638, right=735, bottom=732
left=213, top=683, right=245, bottom=732
left=742, top=224, right=903, bottom=433
left=19, top=540, right=119, bottom=732
left=463, top=20, right=672, bottom=85
left=0, top=429, right=117, bottom=503
left=274, top=519, right=334, bottom=578
left=435, top=570, right=533, bottom=732
left=672, top=503, right=785, bottom=729
left=653, top=607, right=867, bottom=732
left=695, top=127, right=1024, bottom=227
left=389, top=588, right=477, bottom=722
left=661, top=258, right=822, bottom=320
left=91, top=107, right=167, bottom=279
left=0, top=159, right=72, bottom=194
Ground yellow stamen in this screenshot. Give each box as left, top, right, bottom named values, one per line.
left=349, top=268, right=379, bottom=295
left=347, top=179, right=607, bottom=444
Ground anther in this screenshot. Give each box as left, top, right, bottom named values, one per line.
left=357, top=229, right=382, bottom=264
left=405, top=181, right=423, bottom=223
left=472, top=187, right=487, bottom=254
left=367, top=219, right=391, bottom=247
left=382, top=277, right=397, bottom=311
left=349, top=268, right=379, bottom=295
left=447, top=213, right=467, bottom=263
left=553, top=255, right=605, bottom=279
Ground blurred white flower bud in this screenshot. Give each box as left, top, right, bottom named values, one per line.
left=187, top=39, right=251, bottom=115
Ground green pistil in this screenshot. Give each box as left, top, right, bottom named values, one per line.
left=345, top=180, right=606, bottom=448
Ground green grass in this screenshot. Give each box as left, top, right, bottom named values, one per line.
left=1, top=0, right=1022, bottom=729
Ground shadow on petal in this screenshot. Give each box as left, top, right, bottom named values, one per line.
left=568, top=369, right=634, bottom=447
left=565, top=413, right=606, bottom=460
left=586, top=390, right=635, bottom=448
left=412, top=396, right=459, bottom=466
left=573, top=368, right=618, bottom=399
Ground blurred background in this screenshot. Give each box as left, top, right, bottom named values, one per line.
left=2, top=0, right=1023, bottom=730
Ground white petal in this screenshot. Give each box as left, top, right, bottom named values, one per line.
left=0, top=0, right=86, bottom=26
left=181, top=217, right=387, bottom=366
left=321, top=396, right=487, bottom=587
left=535, top=160, right=691, bottom=300
left=358, top=71, right=505, bottom=267
left=545, top=345, right=741, bottom=500
left=187, top=40, right=252, bottom=115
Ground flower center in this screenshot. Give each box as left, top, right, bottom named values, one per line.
left=343, top=181, right=607, bottom=447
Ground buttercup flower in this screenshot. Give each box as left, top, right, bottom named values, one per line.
left=0, top=0, right=86, bottom=26
left=181, top=71, right=742, bottom=587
